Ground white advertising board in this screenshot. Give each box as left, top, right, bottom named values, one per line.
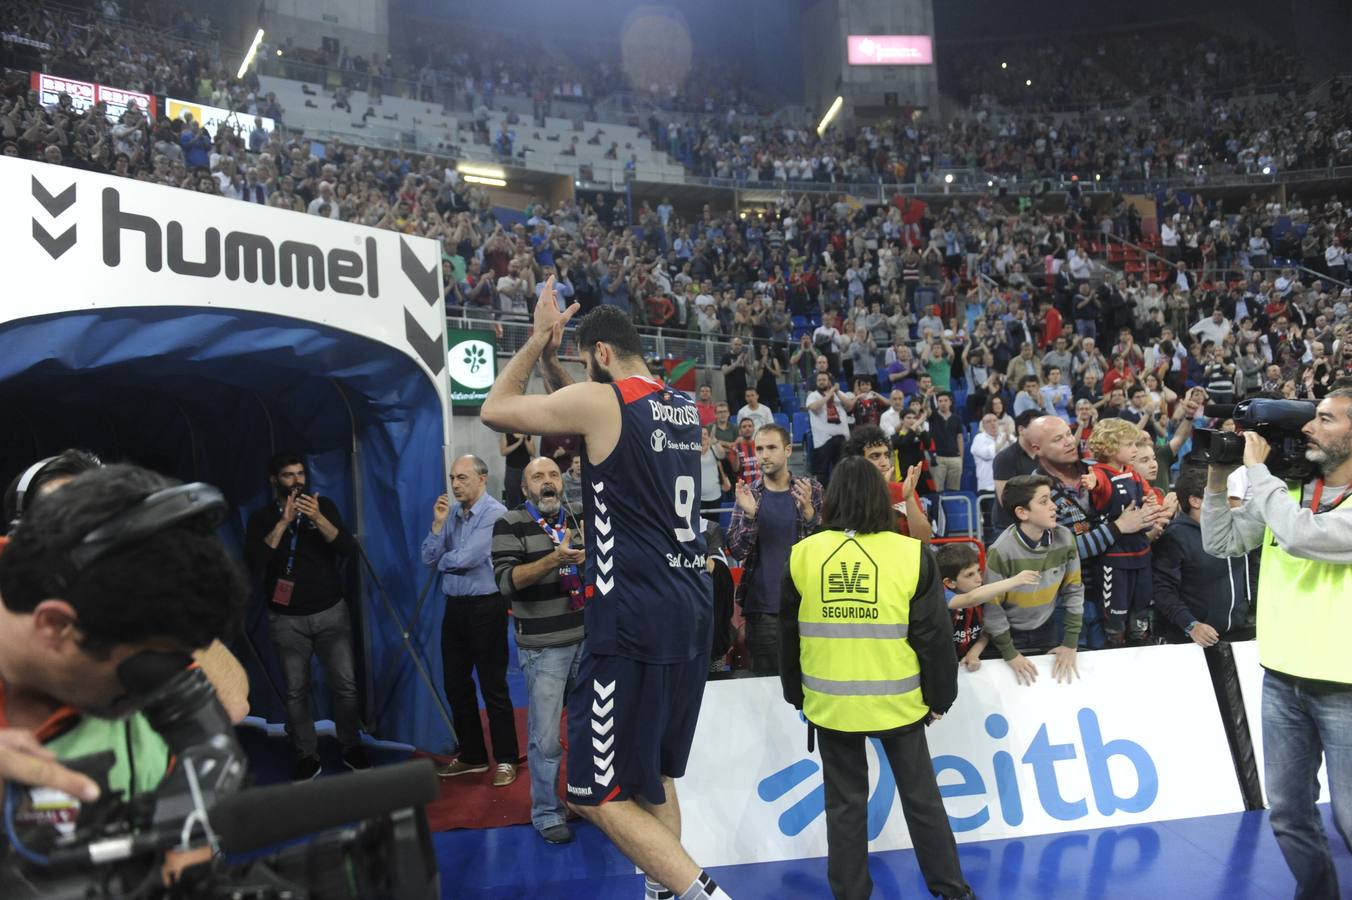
left=165, top=97, right=275, bottom=140
left=1, top=156, right=448, bottom=404
left=679, top=644, right=1243, bottom=868
left=1231, top=639, right=1329, bottom=805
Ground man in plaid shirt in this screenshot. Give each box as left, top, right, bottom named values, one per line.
left=725, top=424, right=822, bottom=675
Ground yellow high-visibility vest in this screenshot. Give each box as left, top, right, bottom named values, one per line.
left=1257, top=484, right=1352, bottom=684
left=789, top=529, right=927, bottom=732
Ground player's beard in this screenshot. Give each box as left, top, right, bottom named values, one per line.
left=585, top=354, right=614, bottom=384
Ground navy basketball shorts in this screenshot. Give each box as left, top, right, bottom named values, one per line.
left=564, top=647, right=709, bottom=807
left=1101, top=564, right=1152, bottom=618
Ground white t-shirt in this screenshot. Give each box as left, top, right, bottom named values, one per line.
left=736, top=404, right=775, bottom=432
left=805, top=390, right=853, bottom=445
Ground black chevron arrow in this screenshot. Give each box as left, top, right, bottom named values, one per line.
left=404, top=308, right=445, bottom=375
left=31, top=177, right=76, bottom=217
left=400, top=236, right=439, bottom=306
left=32, top=221, right=76, bottom=259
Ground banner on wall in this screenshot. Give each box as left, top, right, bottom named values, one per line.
left=847, top=35, right=934, bottom=66
left=30, top=72, right=156, bottom=120
left=447, top=328, right=497, bottom=409
left=1, top=156, right=447, bottom=394
left=1231, top=640, right=1329, bottom=805
left=678, top=644, right=1243, bottom=868
left=165, top=97, right=275, bottom=139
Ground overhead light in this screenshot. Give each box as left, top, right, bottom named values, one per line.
left=457, top=163, right=506, bottom=179
left=1025, top=79, right=1032, bottom=87
left=943, top=173, right=954, bottom=184
left=1094, top=173, right=1101, bottom=181
left=275, top=49, right=282, bottom=56
left=987, top=180, right=994, bottom=187
left=462, top=174, right=507, bottom=187
left=817, top=95, right=843, bottom=137
left=236, top=28, right=264, bottom=80
left=1001, top=62, right=1008, bottom=69
left=1261, top=165, right=1272, bottom=175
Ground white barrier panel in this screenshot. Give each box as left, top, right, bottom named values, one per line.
left=0, top=156, right=448, bottom=395
left=679, top=644, right=1243, bottom=868
left=1230, top=640, right=1329, bottom=804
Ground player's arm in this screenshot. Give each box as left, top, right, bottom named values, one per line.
left=481, top=276, right=615, bottom=443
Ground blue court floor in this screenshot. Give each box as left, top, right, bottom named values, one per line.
left=434, top=805, right=1350, bottom=899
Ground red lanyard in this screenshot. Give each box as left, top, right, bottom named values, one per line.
left=1311, top=480, right=1352, bottom=514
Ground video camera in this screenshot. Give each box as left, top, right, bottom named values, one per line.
left=1, top=650, right=440, bottom=899
left=1192, top=398, right=1318, bottom=481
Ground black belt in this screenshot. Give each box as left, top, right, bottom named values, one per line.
left=447, top=593, right=499, bottom=602
left=514, top=609, right=585, bottom=636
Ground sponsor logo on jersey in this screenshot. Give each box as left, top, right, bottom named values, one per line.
left=650, top=429, right=700, bottom=453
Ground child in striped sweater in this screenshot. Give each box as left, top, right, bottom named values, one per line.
left=982, top=475, right=1085, bottom=685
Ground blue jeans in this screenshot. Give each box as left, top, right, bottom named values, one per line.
left=517, top=642, right=584, bottom=832
left=1262, top=671, right=1352, bottom=899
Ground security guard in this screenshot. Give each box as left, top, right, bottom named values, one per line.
left=779, top=457, right=972, bottom=900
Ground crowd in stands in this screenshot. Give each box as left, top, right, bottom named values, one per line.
left=941, top=27, right=1309, bottom=112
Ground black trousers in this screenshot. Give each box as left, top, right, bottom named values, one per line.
left=816, top=724, right=970, bottom=900
left=744, top=612, right=781, bottom=675
left=441, top=594, right=520, bottom=766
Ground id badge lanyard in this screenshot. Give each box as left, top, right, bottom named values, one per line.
left=272, top=506, right=301, bottom=606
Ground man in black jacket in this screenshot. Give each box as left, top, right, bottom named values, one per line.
left=1152, top=467, right=1256, bottom=645
left=245, top=452, right=368, bottom=779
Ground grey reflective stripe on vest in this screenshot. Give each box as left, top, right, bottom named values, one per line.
left=801, top=673, right=922, bottom=696
left=798, top=622, right=909, bottom=639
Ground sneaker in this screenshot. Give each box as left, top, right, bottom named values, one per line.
left=492, top=762, right=518, bottom=787
left=341, top=746, right=372, bottom=771
left=539, top=822, right=573, bottom=844
left=437, top=758, right=489, bottom=778
left=293, top=756, right=322, bottom=780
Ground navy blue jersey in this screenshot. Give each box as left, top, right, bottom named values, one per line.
left=1087, top=462, right=1156, bottom=569
left=581, top=376, right=712, bottom=663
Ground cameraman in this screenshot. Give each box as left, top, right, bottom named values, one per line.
left=1201, top=387, right=1352, bottom=898
left=245, top=453, right=368, bottom=780
left=0, top=465, right=247, bottom=842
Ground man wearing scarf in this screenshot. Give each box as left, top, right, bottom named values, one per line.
left=491, top=456, right=586, bottom=845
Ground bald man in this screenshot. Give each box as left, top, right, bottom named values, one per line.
left=490, top=457, right=586, bottom=843
left=1026, top=416, right=1165, bottom=649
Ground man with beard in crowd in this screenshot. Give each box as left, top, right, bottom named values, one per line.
left=491, top=457, right=586, bottom=844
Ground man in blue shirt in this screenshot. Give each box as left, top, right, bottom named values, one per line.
left=421, top=455, right=519, bottom=786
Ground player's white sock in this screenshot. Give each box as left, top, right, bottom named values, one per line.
left=645, top=875, right=674, bottom=899
left=678, top=870, right=732, bottom=900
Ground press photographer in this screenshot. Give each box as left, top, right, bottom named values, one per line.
left=1200, top=386, right=1352, bottom=898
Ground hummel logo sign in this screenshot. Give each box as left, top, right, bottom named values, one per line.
left=31, top=177, right=76, bottom=259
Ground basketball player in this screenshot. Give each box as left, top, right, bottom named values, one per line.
left=482, top=278, right=728, bottom=900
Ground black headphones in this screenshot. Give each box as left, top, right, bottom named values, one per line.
left=64, top=483, right=228, bottom=577
left=9, top=455, right=59, bottom=531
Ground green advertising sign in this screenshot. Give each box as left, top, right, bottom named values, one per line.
left=446, top=328, right=497, bottom=409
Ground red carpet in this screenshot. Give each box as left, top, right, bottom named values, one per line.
left=420, top=707, right=571, bottom=831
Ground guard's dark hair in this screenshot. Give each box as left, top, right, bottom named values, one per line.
left=1001, top=474, right=1055, bottom=521
left=935, top=542, right=980, bottom=582
left=820, top=457, right=892, bottom=534
left=268, top=451, right=306, bottom=479
left=4, top=449, right=103, bottom=529
left=0, top=465, right=247, bottom=657
left=576, top=305, right=643, bottom=359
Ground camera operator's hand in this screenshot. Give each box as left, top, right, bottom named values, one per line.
left=1243, top=431, right=1271, bottom=468
left=0, top=728, right=100, bottom=802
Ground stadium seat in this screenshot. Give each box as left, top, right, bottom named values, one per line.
left=772, top=412, right=790, bottom=434
left=938, top=491, right=982, bottom=538
left=791, top=412, right=811, bottom=445
left=777, top=383, right=797, bottom=411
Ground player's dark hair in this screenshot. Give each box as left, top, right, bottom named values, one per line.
left=576, top=305, right=643, bottom=359
left=1001, top=474, right=1055, bottom=521
left=935, top=542, right=980, bottom=582
left=820, top=457, right=892, bottom=534
left=0, top=465, right=247, bottom=657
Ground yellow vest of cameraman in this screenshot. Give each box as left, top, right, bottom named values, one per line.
left=789, top=530, right=928, bottom=732
left=1257, top=485, right=1352, bottom=683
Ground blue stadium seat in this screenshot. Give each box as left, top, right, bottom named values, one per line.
left=777, top=383, right=797, bottom=411
left=791, top=412, right=811, bottom=445
left=938, top=491, right=982, bottom=538
left=773, top=412, right=790, bottom=433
